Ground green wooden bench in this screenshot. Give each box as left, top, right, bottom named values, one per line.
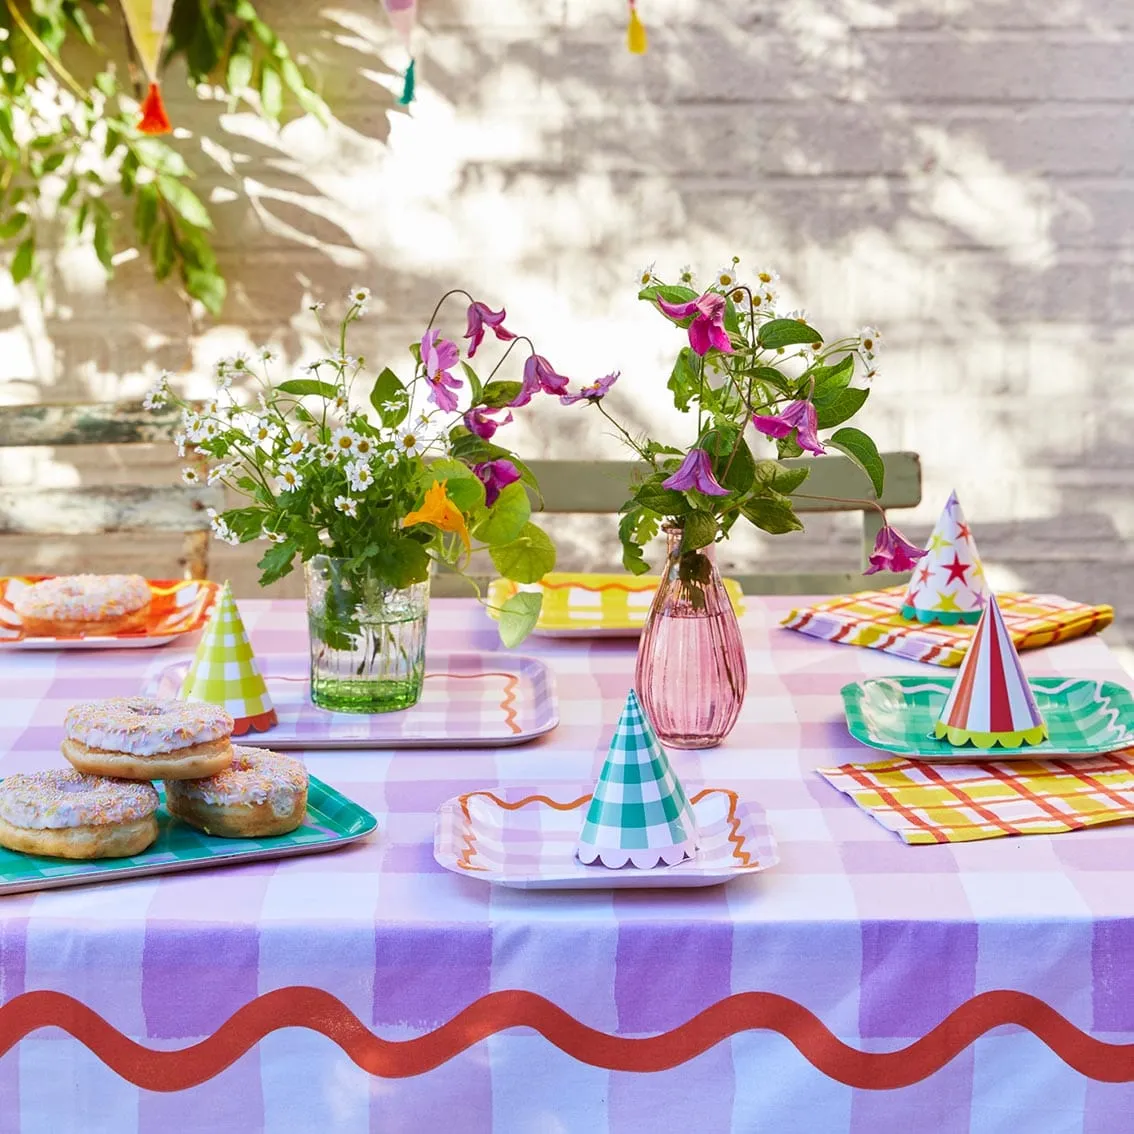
left=433, top=451, right=921, bottom=597
left=0, top=402, right=223, bottom=579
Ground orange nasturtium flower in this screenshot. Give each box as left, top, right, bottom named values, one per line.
left=402, top=480, right=471, bottom=551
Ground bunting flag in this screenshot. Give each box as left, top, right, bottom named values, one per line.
left=627, top=0, right=647, bottom=53
left=384, top=0, right=418, bottom=104
left=901, top=491, right=992, bottom=625
left=934, top=593, right=1048, bottom=748
left=119, top=0, right=175, bottom=134
left=576, top=690, right=698, bottom=869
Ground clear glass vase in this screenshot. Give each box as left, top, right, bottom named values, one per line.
left=634, top=525, right=747, bottom=749
left=303, top=554, right=429, bottom=714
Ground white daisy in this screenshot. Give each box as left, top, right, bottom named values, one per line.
left=141, top=371, right=170, bottom=410
left=782, top=308, right=809, bottom=322
left=333, top=392, right=348, bottom=412
left=206, top=462, right=234, bottom=486
left=381, top=449, right=399, bottom=468
left=346, top=461, right=374, bottom=491
left=228, top=353, right=251, bottom=374
left=318, top=446, right=336, bottom=467
left=396, top=426, right=426, bottom=458
left=264, top=529, right=287, bottom=544
left=331, top=427, right=360, bottom=456
left=754, top=267, right=780, bottom=290
left=334, top=495, right=359, bottom=518
left=715, top=264, right=738, bottom=289
left=635, top=261, right=656, bottom=287
left=283, top=436, right=310, bottom=460
left=309, top=301, right=326, bottom=312
left=353, top=435, right=375, bottom=458
left=181, top=466, right=201, bottom=485
left=259, top=347, right=278, bottom=363
left=379, top=398, right=404, bottom=415
left=348, top=285, right=371, bottom=305
left=863, top=362, right=880, bottom=382
left=250, top=418, right=280, bottom=447
left=300, top=361, right=322, bottom=377
left=678, top=264, right=695, bottom=285
left=173, top=431, right=188, bottom=458
left=335, top=354, right=360, bottom=370
left=207, top=510, right=239, bottom=545
left=275, top=464, right=304, bottom=493
left=858, top=326, right=881, bottom=358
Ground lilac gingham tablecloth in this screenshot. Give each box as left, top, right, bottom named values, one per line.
left=2, top=598, right=1134, bottom=1132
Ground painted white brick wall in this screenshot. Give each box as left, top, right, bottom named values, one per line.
left=1, top=0, right=1131, bottom=638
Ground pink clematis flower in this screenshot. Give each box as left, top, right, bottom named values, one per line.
left=656, top=292, right=732, bottom=356
left=751, top=400, right=825, bottom=455
left=474, top=458, right=522, bottom=506
left=421, top=329, right=463, bottom=413
left=661, top=448, right=730, bottom=497
left=864, top=523, right=927, bottom=575
left=514, top=354, right=570, bottom=406
left=560, top=371, right=621, bottom=405
left=463, top=406, right=513, bottom=440
left=464, top=301, right=515, bottom=358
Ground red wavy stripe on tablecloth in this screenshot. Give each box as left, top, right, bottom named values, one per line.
left=2, top=987, right=1134, bottom=1091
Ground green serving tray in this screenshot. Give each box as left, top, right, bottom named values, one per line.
left=0, top=775, right=376, bottom=896
left=842, top=676, right=1134, bottom=761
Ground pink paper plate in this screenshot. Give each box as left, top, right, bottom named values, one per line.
left=434, top=785, right=779, bottom=889
left=146, top=652, right=558, bottom=749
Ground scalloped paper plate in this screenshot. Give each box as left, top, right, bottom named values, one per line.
left=0, top=577, right=218, bottom=649
left=487, top=572, right=746, bottom=638
left=843, top=676, right=1134, bottom=761
left=434, top=785, right=778, bottom=889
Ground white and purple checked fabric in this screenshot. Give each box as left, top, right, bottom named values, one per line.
left=2, top=598, right=1134, bottom=1132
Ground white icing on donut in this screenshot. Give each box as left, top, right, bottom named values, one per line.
left=0, top=770, right=158, bottom=830
left=64, top=697, right=233, bottom=755
left=167, top=746, right=307, bottom=817
left=12, top=575, right=151, bottom=622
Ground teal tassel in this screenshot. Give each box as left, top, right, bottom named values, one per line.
left=398, top=59, right=416, bottom=106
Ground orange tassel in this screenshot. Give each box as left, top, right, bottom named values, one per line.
left=137, top=82, right=172, bottom=135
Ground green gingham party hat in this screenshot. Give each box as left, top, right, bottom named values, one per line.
left=576, top=689, right=699, bottom=869
left=179, top=581, right=277, bottom=736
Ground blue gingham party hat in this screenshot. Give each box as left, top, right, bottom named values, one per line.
left=576, top=689, right=698, bottom=869
left=179, top=582, right=277, bottom=735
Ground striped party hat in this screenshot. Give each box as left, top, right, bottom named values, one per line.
left=934, top=593, right=1047, bottom=748
left=901, top=491, right=992, bottom=625
left=576, top=689, right=698, bottom=869
left=119, top=0, right=175, bottom=134
left=179, top=582, right=277, bottom=735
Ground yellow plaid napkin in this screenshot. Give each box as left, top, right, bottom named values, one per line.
left=783, top=587, right=1112, bottom=667
left=818, top=753, right=1134, bottom=844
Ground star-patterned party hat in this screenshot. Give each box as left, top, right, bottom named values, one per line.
left=383, top=0, right=418, bottom=104
left=901, top=491, right=992, bottom=625
left=179, top=582, right=277, bottom=735
left=119, top=0, right=175, bottom=134
left=576, top=689, right=698, bottom=869
left=934, top=593, right=1048, bottom=748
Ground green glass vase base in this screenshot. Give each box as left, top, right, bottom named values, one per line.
left=310, top=676, right=423, bottom=715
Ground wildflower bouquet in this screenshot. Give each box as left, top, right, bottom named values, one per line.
left=561, top=259, right=924, bottom=579
left=148, top=287, right=577, bottom=646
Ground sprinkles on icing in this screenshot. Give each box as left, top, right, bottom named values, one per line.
left=0, top=770, right=158, bottom=830
left=64, top=697, right=234, bottom=756
left=168, top=746, right=307, bottom=816
left=11, top=574, right=151, bottom=622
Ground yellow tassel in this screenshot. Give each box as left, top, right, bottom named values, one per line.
left=627, top=5, right=647, bottom=54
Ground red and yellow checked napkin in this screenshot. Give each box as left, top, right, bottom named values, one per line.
left=818, top=753, right=1134, bottom=844
left=783, top=587, right=1112, bottom=667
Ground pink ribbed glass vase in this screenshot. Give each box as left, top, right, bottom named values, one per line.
left=634, top=525, right=747, bottom=749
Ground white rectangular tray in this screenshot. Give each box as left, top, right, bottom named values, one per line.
left=146, top=652, right=559, bottom=749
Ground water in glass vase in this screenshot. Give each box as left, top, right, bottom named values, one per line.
left=635, top=528, right=747, bottom=748
left=304, top=555, right=429, bottom=714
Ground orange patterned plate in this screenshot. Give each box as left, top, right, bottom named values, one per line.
left=0, top=577, right=219, bottom=649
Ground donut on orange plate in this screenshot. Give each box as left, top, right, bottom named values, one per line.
left=12, top=574, right=152, bottom=637
left=62, top=697, right=234, bottom=781
left=164, top=746, right=308, bottom=838
left=0, top=769, right=159, bottom=859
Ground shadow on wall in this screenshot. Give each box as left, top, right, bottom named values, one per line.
left=2, top=0, right=1132, bottom=626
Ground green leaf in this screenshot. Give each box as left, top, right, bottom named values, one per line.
left=460, top=361, right=483, bottom=406
left=808, top=354, right=855, bottom=402
left=370, top=367, right=407, bottom=427
left=480, top=380, right=521, bottom=409
left=758, top=318, right=823, bottom=350
left=226, top=33, right=253, bottom=91
left=618, top=508, right=654, bottom=575
left=754, top=459, right=809, bottom=497
left=748, top=366, right=793, bottom=397
left=705, top=428, right=756, bottom=495
left=667, top=347, right=700, bottom=413
left=277, top=378, right=339, bottom=398
left=633, top=480, right=689, bottom=517
left=473, top=480, right=531, bottom=545
left=156, top=176, right=213, bottom=230
left=741, top=496, right=805, bottom=534
left=260, top=64, right=283, bottom=120
left=423, top=458, right=485, bottom=511
left=639, top=283, right=698, bottom=308
left=185, top=268, right=226, bottom=315
left=10, top=236, right=34, bottom=283
left=815, top=386, right=869, bottom=429
left=681, top=509, right=718, bottom=551
left=257, top=538, right=299, bottom=585
left=93, top=210, right=114, bottom=273
left=489, top=522, right=556, bottom=584
left=377, top=536, right=430, bottom=588
left=0, top=212, right=27, bottom=240
left=829, top=427, right=885, bottom=498
left=151, top=221, right=175, bottom=281
left=497, top=591, right=542, bottom=648
left=133, top=185, right=159, bottom=243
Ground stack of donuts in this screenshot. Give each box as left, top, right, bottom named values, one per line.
left=0, top=697, right=308, bottom=860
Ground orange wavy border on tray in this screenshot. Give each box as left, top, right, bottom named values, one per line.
left=455, top=788, right=753, bottom=872
left=1, top=987, right=1132, bottom=1091
left=0, top=577, right=218, bottom=642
